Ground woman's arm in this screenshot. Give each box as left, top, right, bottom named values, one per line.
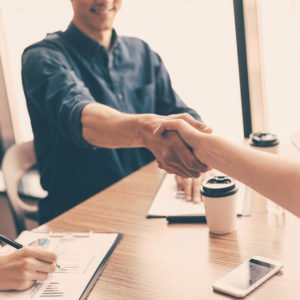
left=155, top=120, right=300, bottom=217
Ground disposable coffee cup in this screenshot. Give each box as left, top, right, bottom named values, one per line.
left=250, top=132, right=279, bottom=154
left=201, top=176, right=238, bottom=235
left=250, top=132, right=284, bottom=215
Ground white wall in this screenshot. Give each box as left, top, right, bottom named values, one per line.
left=0, top=0, right=243, bottom=142
left=0, top=0, right=72, bottom=142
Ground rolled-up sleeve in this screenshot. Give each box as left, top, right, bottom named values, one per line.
left=22, top=46, right=95, bottom=148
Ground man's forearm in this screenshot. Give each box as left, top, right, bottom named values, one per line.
left=81, top=103, right=157, bottom=148
left=81, top=104, right=209, bottom=178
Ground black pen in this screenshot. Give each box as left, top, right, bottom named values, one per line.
left=167, top=215, right=207, bottom=224
left=0, top=234, right=22, bottom=249
left=0, top=234, right=60, bottom=268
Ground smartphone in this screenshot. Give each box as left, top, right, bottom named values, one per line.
left=213, top=256, right=283, bottom=298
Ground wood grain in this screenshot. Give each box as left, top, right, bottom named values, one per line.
left=37, top=162, right=300, bottom=300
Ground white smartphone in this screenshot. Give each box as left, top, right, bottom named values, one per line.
left=213, top=256, right=283, bottom=298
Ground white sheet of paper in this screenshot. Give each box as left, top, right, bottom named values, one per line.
left=0, top=231, right=119, bottom=300
left=147, top=174, right=250, bottom=217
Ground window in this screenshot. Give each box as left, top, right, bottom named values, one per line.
left=0, top=0, right=243, bottom=143
left=0, top=0, right=72, bottom=142
left=257, top=0, right=300, bottom=140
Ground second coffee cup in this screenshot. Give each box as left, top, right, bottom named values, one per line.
left=249, top=132, right=284, bottom=215
left=249, top=132, right=279, bottom=154
left=201, top=175, right=238, bottom=235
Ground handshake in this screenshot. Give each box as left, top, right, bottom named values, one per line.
left=144, top=113, right=213, bottom=179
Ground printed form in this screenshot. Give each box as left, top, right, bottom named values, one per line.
left=0, top=231, right=120, bottom=299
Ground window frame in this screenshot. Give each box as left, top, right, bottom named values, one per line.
left=233, top=0, right=270, bottom=137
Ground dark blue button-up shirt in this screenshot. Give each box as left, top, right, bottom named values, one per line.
left=22, top=23, right=201, bottom=223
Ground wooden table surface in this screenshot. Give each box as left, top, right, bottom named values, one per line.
left=38, top=162, right=300, bottom=300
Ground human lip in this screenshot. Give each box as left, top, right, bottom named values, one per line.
left=90, top=1, right=115, bottom=14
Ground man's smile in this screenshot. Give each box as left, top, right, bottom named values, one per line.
left=90, top=1, right=115, bottom=15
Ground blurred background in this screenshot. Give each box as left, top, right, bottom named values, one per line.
left=0, top=0, right=242, bottom=145
left=1, top=0, right=300, bottom=236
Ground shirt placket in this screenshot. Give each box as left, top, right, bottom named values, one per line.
left=108, top=50, right=126, bottom=111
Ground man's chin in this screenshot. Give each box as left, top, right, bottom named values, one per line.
left=91, top=23, right=113, bottom=32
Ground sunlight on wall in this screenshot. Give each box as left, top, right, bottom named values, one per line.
left=116, top=0, right=242, bottom=139
left=259, top=0, right=300, bottom=140
left=0, top=0, right=72, bottom=142
left=0, top=0, right=242, bottom=142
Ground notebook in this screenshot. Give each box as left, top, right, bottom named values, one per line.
left=0, top=231, right=121, bottom=300
left=147, top=174, right=252, bottom=218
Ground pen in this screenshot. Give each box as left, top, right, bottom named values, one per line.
left=0, top=234, right=60, bottom=268
left=167, top=215, right=207, bottom=224
left=0, top=234, right=22, bottom=249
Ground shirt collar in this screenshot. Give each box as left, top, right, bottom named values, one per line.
left=63, top=22, right=120, bottom=58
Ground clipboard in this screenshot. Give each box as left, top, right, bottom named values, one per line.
left=0, top=231, right=122, bottom=300
left=80, top=233, right=122, bottom=300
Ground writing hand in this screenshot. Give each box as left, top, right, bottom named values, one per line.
left=0, top=247, right=57, bottom=291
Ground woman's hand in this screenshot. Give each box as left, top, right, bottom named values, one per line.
left=153, top=118, right=211, bottom=150
left=0, top=247, right=57, bottom=291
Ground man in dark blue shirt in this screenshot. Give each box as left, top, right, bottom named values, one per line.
left=22, top=0, right=209, bottom=223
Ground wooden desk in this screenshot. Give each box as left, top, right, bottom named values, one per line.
left=38, top=162, right=300, bottom=300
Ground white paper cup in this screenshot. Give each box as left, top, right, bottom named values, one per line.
left=201, top=176, right=238, bottom=235
left=250, top=132, right=284, bottom=215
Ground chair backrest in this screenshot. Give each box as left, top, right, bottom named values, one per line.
left=1, top=140, right=38, bottom=234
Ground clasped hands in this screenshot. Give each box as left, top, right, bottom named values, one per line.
left=145, top=113, right=212, bottom=203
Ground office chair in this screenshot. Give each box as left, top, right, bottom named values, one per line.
left=1, top=140, right=45, bottom=234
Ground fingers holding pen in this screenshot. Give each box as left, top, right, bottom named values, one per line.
left=0, top=247, right=57, bottom=291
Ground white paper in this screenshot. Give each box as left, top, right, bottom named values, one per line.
left=147, top=174, right=250, bottom=217
left=0, top=231, right=119, bottom=299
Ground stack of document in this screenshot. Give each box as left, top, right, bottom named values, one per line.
left=147, top=174, right=252, bottom=218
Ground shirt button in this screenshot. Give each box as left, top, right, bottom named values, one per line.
left=117, top=93, right=123, bottom=101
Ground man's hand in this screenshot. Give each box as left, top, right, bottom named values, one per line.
left=142, top=113, right=211, bottom=178
left=175, top=171, right=215, bottom=203
left=175, top=176, right=202, bottom=203
left=152, top=131, right=206, bottom=178
left=153, top=118, right=211, bottom=150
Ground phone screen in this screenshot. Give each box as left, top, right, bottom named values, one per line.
left=220, top=259, right=275, bottom=290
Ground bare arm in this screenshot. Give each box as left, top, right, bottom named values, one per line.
left=82, top=103, right=210, bottom=177
left=199, top=134, right=300, bottom=217
left=81, top=103, right=149, bottom=148
left=155, top=120, right=300, bottom=217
